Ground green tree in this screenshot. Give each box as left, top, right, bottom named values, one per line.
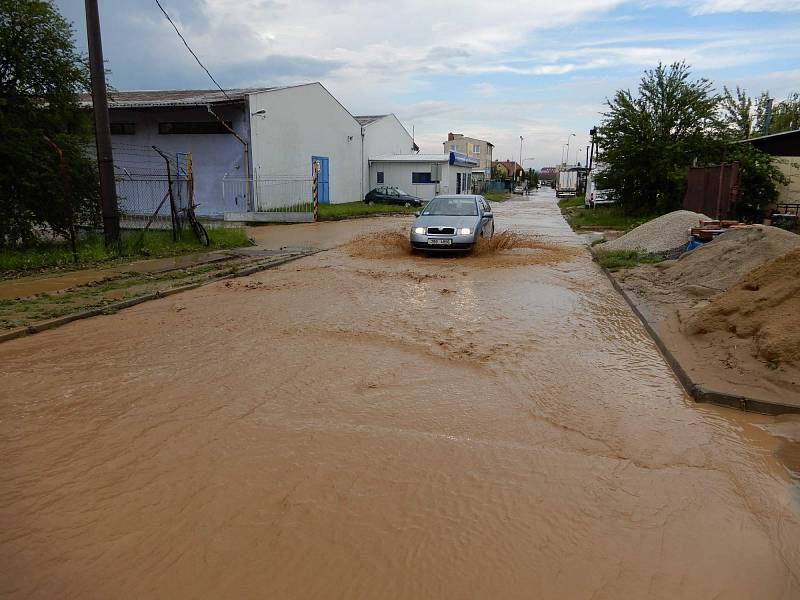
left=527, top=168, right=539, bottom=188
left=769, top=92, right=800, bottom=134
left=720, top=86, right=753, bottom=140
left=754, top=91, right=800, bottom=135
left=0, top=0, right=100, bottom=247
left=715, top=88, right=790, bottom=221
left=727, top=144, right=789, bottom=222
left=596, top=62, right=723, bottom=214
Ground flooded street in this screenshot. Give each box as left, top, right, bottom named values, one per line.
left=2, top=190, right=799, bottom=598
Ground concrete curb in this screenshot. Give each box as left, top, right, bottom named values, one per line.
left=599, top=264, right=800, bottom=416
left=0, top=250, right=319, bottom=345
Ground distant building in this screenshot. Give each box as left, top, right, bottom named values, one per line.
left=492, top=160, right=523, bottom=179
left=443, top=133, right=493, bottom=177
left=369, top=152, right=479, bottom=202
left=539, top=167, right=558, bottom=184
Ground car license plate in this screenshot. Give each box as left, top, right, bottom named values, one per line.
left=428, top=238, right=452, bottom=246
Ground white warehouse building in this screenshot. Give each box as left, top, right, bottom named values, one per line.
left=81, top=82, right=418, bottom=219
left=368, top=152, right=480, bottom=202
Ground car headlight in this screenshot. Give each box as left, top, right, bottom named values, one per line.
left=458, top=228, right=471, bottom=235
left=413, top=227, right=425, bottom=234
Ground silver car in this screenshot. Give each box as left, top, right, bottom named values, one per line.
left=410, top=195, right=494, bottom=251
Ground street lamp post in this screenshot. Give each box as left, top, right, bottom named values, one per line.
left=518, top=135, right=524, bottom=187
left=565, top=133, right=575, bottom=167
left=524, top=157, right=536, bottom=192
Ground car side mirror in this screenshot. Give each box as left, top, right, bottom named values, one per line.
left=414, top=211, right=420, bottom=217
left=484, top=212, right=493, bottom=219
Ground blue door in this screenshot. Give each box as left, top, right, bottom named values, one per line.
left=312, top=156, right=330, bottom=204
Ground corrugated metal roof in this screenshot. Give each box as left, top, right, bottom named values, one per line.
left=741, top=128, right=800, bottom=143
left=738, top=128, right=800, bottom=157
left=78, top=86, right=300, bottom=108
left=354, top=115, right=388, bottom=126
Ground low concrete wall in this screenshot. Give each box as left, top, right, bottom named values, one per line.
left=224, top=212, right=314, bottom=223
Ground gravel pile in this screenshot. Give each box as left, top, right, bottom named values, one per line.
left=604, top=210, right=709, bottom=255
left=656, top=225, right=800, bottom=293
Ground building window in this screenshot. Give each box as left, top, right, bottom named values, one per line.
left=473, top=144, right=480, bottom=153
left=412, top=172, right=432, bottom=184
left=377, top=171, right=384, bottom=184
left=158, top=121, right=233, bottom=134
left=110, top=122, right=136, bottom=135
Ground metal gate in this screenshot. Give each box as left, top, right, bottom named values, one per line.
left=683, top=162, right=740, bottom=220
left=222, top=176, right=315, bottom=222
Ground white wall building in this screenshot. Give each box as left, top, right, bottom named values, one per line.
left=81, top=83, right=417, bottom=217
left=368, top=152, right=479, bottom=202
left=358, top=114, right=418, bottom=196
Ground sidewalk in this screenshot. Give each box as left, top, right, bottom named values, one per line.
left=0, top=247, right=297, bottom=300
left=0, top=245, right=315, bottom=340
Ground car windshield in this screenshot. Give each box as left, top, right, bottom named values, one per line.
left=422, top=197, right=477, bottom=216
left=391, top=187, right=409, bottom=196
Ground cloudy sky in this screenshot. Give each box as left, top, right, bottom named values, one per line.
left=57, top=0, right=800, bottom=168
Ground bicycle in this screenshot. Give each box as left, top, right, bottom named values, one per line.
left=176, top=200, right=210, bottom=246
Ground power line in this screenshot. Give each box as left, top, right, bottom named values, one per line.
left=153, top=0, right=230, bottom=100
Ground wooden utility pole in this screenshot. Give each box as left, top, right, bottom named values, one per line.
left=85, top=0, right=120, bottom=245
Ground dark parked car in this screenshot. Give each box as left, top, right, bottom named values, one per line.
left=364, top=186, right=423, bottom=207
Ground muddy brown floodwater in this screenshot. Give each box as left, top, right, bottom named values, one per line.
left=2, top=190, right=800, bottom=599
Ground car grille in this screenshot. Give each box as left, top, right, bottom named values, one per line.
left=427, top=227, right=455, bottom=235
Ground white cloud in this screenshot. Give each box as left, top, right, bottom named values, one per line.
left=657, top=0, right=800, bottom=15
left=56, top=0, right=800, bottom=166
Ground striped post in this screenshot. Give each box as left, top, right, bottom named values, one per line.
left=312, top=160, right=320, bottom=222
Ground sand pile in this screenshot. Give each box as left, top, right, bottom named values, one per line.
left=684, top=246, right=800, bottom=365
left=605, top=210, right=708, bottom=255
left=655, top=226, right=800, bottom=295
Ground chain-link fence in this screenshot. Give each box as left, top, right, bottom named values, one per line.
left=89, top=143, right=317, bottom=227
left=108, top=143, right=192, bottom=232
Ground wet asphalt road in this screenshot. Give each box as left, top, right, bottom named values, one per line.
left=1, top=189, right=799, bottom=598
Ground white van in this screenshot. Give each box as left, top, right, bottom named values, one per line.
left=584, top=170, right=615, bottom=208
